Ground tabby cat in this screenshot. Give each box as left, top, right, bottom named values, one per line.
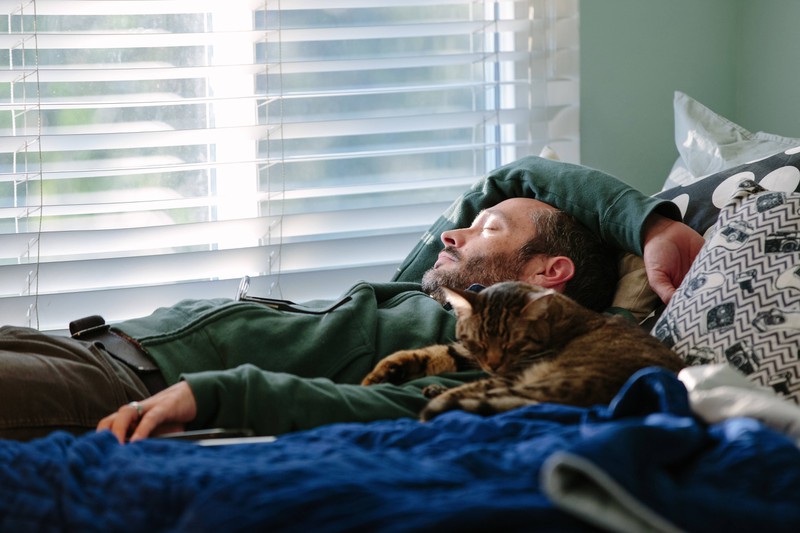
left=361, top=281, right=684, bottom=421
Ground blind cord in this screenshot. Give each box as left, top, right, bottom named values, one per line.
left=30, top=0, right=43, bottom=329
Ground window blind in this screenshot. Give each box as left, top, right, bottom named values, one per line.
left=0, top=0, right=579, bottom=332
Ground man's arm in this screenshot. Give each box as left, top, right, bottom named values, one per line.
left=394, top=155, right=681, bottom=283
left=98, top=365, right=480, bottom=442
left=184, top=365, right=484, bottom=435
left=393, top=155, right=694, bottom=302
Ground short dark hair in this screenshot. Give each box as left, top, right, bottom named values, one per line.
left=518, top=210, right=618, bottom=312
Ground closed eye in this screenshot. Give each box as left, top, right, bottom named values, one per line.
left=511, top=339, right=551, bottom=355
left=461, top=339, right=483, bottom=354
left=480, top=211, right=507, bottom=233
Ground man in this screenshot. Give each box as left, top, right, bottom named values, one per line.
left=0, top=157, right=703, bottom=442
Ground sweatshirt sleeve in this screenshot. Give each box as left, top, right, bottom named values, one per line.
left=182, top=364, right=480, bottom=436
left=393, top=156, right=681, bottom=283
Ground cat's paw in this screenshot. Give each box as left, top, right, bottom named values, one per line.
left=421, top=384, right=448, bottom=398
left=362, top=350, right=429, bottom=385
left=419, top=394, right=463, bottom=421
left=361, top=358, right=411, bottom=385
left=362, top=346, right=455, bottom=386
left=419, top=386, right=468, bottom=420
left=421, top=395, right=499, bottom=421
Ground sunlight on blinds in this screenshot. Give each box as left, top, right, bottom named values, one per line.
left=0, top=0, right=579, bottom=331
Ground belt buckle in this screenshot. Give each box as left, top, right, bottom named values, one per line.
left=69, top=315, right=109, bottom=339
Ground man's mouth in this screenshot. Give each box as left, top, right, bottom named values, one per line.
left=434, top=247, right=460, bottom=268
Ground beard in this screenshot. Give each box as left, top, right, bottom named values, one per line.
left=421, top=246, right=528, bottom=304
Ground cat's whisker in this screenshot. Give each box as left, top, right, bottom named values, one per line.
left=505, top=350, right=554, bottom=373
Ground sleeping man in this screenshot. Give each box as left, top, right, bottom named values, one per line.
left=0, top=156, right=703, bottom=442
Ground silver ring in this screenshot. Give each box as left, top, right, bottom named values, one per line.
left=128, top=401, right=143, bottom=417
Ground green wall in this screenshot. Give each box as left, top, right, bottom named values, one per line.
left=735, top=0, right=800, bottom=137
left=579, top=0, right=800, bottom=194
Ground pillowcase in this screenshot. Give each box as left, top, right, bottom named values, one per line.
left=662, top=91, right=800, bottom=190
left=652, top=181, right=800, bottom=405
left=656, top=146, right=800, bottom=238
left=538, top=145, right=561, bottom=161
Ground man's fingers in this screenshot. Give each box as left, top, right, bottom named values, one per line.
left=96, top=400, right=151, bottom=443
left=96, top=412, right=113, bottom=432
left=652, top=283, right=675, bottom=305
left=647, top=270, right=676, bottom=305
left=96, top=382, right=198, bottom=443
left=108, top=408, right=139, bottom=443
left=129, top=408, right=162, bottom=442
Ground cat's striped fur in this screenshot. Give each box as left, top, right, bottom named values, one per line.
left=362, top=281, right=684, bottom=421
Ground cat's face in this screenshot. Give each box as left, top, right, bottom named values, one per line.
left=444, top=282, right=557, bottom=375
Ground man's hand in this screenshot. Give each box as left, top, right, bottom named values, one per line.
left=642, top=213, right=705, bottom=304
left=96, top=381, right=198, bottom=443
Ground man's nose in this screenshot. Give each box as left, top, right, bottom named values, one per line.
left=440, top=228, right=465, bottom=247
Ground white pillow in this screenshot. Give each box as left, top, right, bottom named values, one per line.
left=538, top=145, right=560, bottom=160
left=662, top=91, right=800, bottom=190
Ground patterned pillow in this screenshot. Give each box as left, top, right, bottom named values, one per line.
left=655, top=147, right=800, bottom=238
left=652, top=181, right=800, bottom=404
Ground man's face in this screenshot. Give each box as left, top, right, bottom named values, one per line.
left=422, top=198, right=555, bottom=302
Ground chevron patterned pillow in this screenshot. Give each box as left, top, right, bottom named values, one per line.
left=653, top=181, right=800, bottom=404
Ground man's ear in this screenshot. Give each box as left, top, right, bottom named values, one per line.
left=522, top=256, right=575, bottom=291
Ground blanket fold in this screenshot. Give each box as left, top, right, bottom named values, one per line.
left=544, top=368, right=800, bottom=532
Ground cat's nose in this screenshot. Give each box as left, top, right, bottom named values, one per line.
left=487, top=357, right=503, bottom=372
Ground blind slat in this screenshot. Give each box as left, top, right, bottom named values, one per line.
left=2, top=201, right=454, bottom=263
left=0, top=0, right=266, bottom=15
left=0, top=264, right=399, bottom=334
left=0, top=65, right=268, bottom=83
left=0, top=32, right=268, bottom=50
left=1, top=231, right=423, bottom=298
left=0, top=125, right=272, bottom=152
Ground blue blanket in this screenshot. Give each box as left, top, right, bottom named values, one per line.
left=2, top=368, right=799, bottom=532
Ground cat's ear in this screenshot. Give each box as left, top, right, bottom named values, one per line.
left=520, top=288, right=558, bottom=319
left=441, top=286, right=476, bottom=319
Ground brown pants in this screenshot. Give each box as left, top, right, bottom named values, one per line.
left=0, top=325, right=150, bottom=441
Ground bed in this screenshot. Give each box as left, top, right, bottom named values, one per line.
left=2, top=94, right=800, bottom=532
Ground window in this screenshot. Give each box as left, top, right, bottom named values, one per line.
left=0, top=0, right=579, bottom=331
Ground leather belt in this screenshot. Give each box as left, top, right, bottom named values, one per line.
left=69, top=315, right=167, bottom=395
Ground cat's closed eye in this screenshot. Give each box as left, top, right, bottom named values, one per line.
left=503, top=341, right=530, bottom=354
left=460, top=339, right=483, bottom=354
